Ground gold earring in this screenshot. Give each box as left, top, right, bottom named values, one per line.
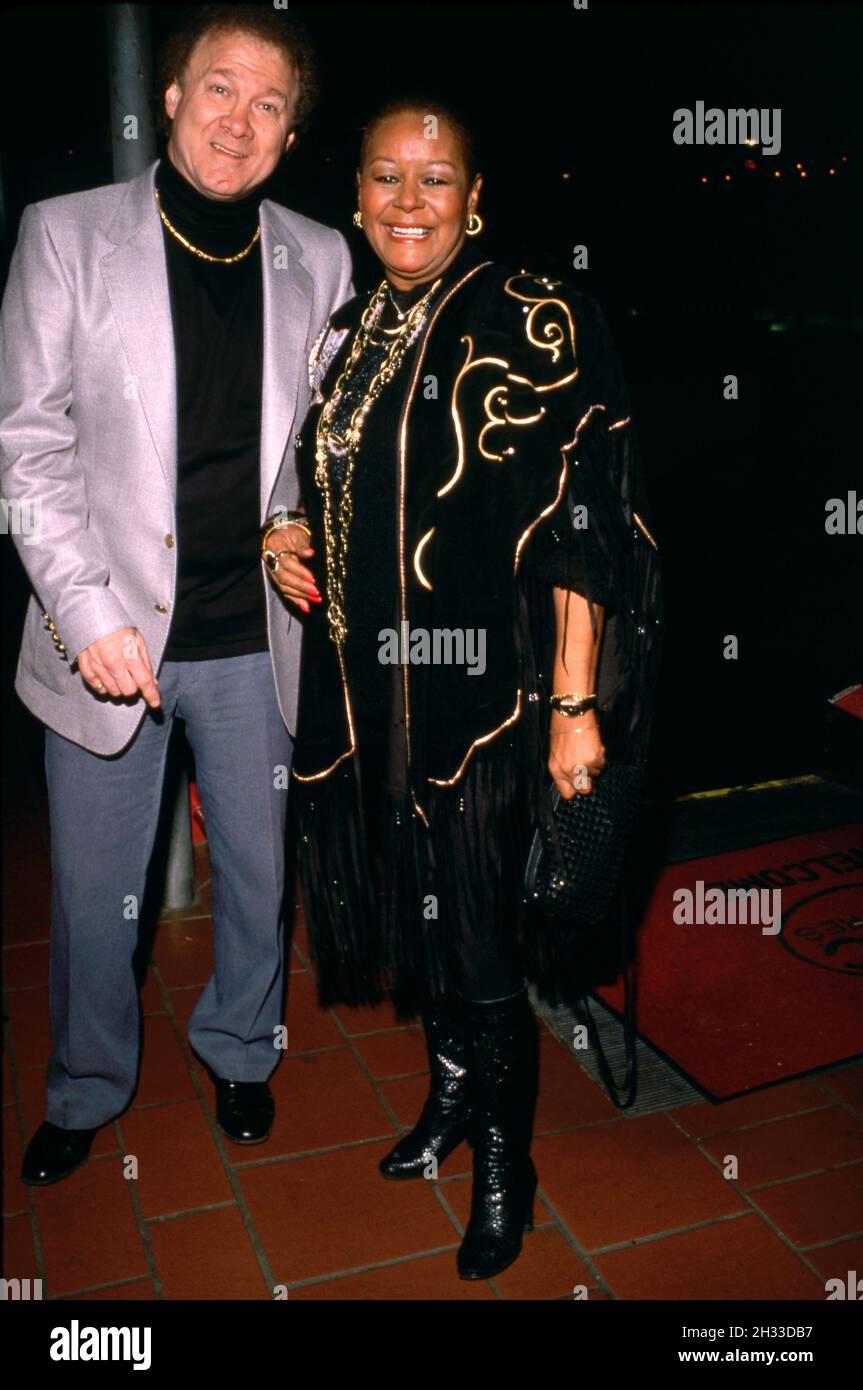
left=466, top=212, right=483, bottom=236
left=352, top=209, right=363, bottom=229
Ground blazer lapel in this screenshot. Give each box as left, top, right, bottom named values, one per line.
left=99, top=165, right=314, bottom=517
left=99, top=161, right=177, bottom=500
left=259, top=199, right=313, bottom=519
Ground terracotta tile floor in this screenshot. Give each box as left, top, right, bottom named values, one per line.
left=3, top=804, right=863, bottom=1301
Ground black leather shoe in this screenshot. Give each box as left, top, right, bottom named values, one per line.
left=21, top=1121, right=97, bottom=1185
left=380, top=998, right=471, bottom=1180
left=457, top=987, right=540, bottom=1280
left=214, top=1079, right=274, bottom=1144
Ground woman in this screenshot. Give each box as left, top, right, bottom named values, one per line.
left=261, top=100, right=660, bottom=1279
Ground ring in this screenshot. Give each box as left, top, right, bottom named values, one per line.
left=95, top=681, right=105, bottom=690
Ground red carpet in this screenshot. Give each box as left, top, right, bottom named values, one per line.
left=600, top=821, right=863, bottom=1098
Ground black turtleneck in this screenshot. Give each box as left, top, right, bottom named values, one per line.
left=156, top=152, right=274, bottom=662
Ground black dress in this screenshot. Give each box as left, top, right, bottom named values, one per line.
left=311, top=249, right=527, bottom=1004
left=291, top=249, right=661, bottom=1019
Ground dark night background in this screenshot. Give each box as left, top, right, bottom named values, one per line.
left=1, top=0, right=861, bottom=799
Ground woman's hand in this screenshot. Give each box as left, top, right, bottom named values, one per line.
left=262, top=524, right=323, bottom=613
left=548, top=715, right=607, bottom=800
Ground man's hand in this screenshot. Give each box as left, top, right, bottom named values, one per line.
left=548, top=718, right=606, bottom=800
left=76, top=627, right=161, bottom=707
left=262, top=523, right=322, bottom=613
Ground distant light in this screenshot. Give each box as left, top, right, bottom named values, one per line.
left=630, top=308, right=638, bottom=316
left=800, top=170, right=807, bottom=178
left=561, top=172, right=571, bottom=180
left=770, top=323, right=786, bottom=332
left=744, top=138, right=758, bottom=147
left=701, top=175, right=708, bottom=183
left=829, top=167, right=836, bottom=175
left=841, top=155, right=848, bottom=161
left=795, top=162, right=802, bottom=170
left=724, top=173, right=732, bottom=181
left=774, top=170, right=781, bottom=178
left=744, top=159, right=757, bottom=170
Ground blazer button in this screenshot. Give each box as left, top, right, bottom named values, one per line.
left=165, top=534, right=174, bottom=547
left=155, top=603, right=169, bottom=613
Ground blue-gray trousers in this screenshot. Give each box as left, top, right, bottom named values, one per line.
left=43, top=652, right=293, bottom=1128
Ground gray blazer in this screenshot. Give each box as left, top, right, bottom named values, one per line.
left=0, top=159, right=353, bottom=754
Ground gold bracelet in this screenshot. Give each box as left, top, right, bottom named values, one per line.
left=549, top=692, right=598, bottom=718
left=261, top=518, right=311, bottom=553
left=550, top=691, right=596, bottom=701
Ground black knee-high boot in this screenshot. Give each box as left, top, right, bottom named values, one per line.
left=379, top=997, right=471, bottom=1179
left=457, top=984, right=539, bottom=1279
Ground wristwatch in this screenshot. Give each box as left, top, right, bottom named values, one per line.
left=549, top=692, right=597, bottom=718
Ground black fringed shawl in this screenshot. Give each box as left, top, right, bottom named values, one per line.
left=291, top=259, right=663, bottom=1017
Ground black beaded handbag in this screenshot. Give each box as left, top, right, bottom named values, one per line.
left=523, top=759, right=643, bottom=931
left=523, top=759, right=644, bottom=1108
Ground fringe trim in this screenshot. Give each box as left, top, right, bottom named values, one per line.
left=293, top=760, right=389, bottom=1009
left=294, top=731, right=549, bottom=1019
left=294, top=553, right=654, bottom=1017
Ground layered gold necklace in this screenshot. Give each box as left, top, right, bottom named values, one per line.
left=315, top=276, right=442, bottom=646
left=154, top=188, right=261, bottom=264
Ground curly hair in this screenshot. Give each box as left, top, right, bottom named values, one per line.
left=358, top=98, right=480, bottom=182
left=154, top=4, right=318, bottom=141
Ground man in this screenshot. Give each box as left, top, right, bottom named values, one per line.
left=0, top=9, right=351, bottom=1183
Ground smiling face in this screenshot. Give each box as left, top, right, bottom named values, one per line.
left=164, top=29, right=297, bottom=200
left=358, top=112, right=482, bottom=290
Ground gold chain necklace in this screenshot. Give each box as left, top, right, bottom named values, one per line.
left=315, top=276, right=442, bottom=646
left=154, top=188, right=261, bottom=264
left=386, top=285, right=407, bottom=321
